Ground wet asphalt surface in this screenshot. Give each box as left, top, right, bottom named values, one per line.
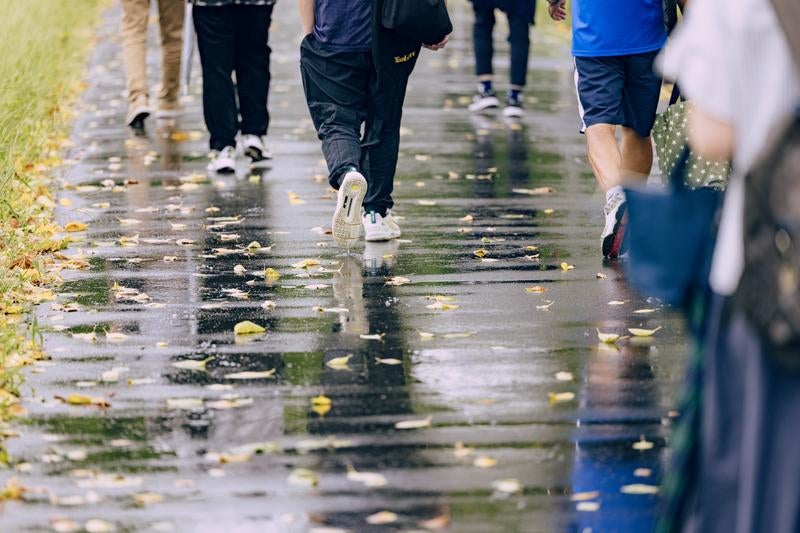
left=1, top=4, right=689, bottom=533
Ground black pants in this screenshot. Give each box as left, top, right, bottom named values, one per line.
left=473, top=1, right=533, bottom=87
left=300, top=30, right=419, bottom=215
left=193, top=4, right=272, bottom=151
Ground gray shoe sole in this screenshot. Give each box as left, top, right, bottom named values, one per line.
left=332, top=173, right=368, bottom=248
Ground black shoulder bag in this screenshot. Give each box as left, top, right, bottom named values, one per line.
left=734, top=0, right=800, bottom=363
left=381, top=0, right=452, bottom=46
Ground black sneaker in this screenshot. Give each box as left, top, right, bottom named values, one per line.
left=503, top=93, right=524, bottom=118
left=468, top=88, right=500, bottom=112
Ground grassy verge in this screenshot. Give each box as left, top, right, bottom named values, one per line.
left=0, top=1, right=105, bottom=449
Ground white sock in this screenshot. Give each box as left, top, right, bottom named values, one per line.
left=605, top=185, right=624, bottom=203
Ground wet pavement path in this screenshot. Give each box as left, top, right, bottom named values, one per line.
left=3, top=5, right=688, bottom=532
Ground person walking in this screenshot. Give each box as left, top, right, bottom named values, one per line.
left=656, top=0, right=800, bottom=531
left=121, top=0, right=185, bottom=130
left=298, top=0, right=448, bottom=248
left=191, top=0, right=275, bottom=174
left=548, top=0, right=666, bottom=258
left=468, top=0, right=536, bottom=118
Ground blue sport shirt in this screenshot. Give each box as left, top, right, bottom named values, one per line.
left=572, top=0, right=667, bottom=57
left=313, top=0, right=372, bottom=52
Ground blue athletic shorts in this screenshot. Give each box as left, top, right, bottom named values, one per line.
left=573, top=50, right=662, bottom=138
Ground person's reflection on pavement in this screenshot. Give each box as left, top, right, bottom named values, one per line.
left=469, top=114, right=531, bottom=199
left=566, top=268, right=663, bottom=533
left=306, top=250, right=448, bottom=531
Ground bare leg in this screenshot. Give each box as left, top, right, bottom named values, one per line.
left=620, top=126, right=653, bottom=183
left=585, top=123, right=622, bottom=192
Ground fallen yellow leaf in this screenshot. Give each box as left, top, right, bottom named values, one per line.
left=473, top=456, right=497, bottom=468
left=233, top=321, right=266, bottom=335
left=394, top=416, right=432, bottom=430
left=172, top=356, right=214, bottom=371
left=620, top=484, right=659, bottom=495
left=225, top=369, right=276, bottom=380
left=548, top=392, right=575, bottom=404
left=596, top=329, right=620, bottom=343
left=366, top=511, right=398, bottom=525
left=628, top=327, right=662, bottom=337
left=632, top=436, right=655, bottom=451
left=326, top=354, right=353, bottom=370
left=64, top=221, right=87, bottom=232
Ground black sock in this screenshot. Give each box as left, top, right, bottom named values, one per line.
left=479, top=80, right=493, bottom=94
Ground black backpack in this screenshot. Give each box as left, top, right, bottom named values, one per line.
left=381, top=0, right=452, bottom=46
left=734, top=0, right=800, bottom=362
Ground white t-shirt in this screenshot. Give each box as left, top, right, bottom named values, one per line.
left=658, top=0, right=799, bottom=295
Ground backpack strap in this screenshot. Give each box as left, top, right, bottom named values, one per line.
left=770, top=0, right=800, bottom=67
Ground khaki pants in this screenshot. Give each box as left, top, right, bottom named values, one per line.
left=121, top=0, right=184, bottom=106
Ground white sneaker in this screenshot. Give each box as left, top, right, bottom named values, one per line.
left=383, top=210, right=402, bottom=238
left=207, top=146, right=236, bottom=174
left=362, top=210, right=395, bottom=242
left=332, top=170, right=368, bottom=248
left=242, top=134, right=271, bottom=164
left=468, top=88, right=500, bottom=112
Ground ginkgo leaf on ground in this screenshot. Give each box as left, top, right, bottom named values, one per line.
left=560, top=262, right=575, bottom=271
left=133, top=492, right=164, bottom=506
left=632, top=436, right=654, bottom=450
left=64, top=222, right=88, bottom=232
left=58, top=394, right=110, bottom=408
left=291, top=258, right=321, bottom=269
left=225, top=369, right=276, bottom=380
left=628, top=327, right=662, bottom=337
left=556, top=371, right=574, bottom=381
left=311, top=395, right=331, bottom=417
left=395, top=416, right=432, bottom=430
left=492, top=478, right=523, bottom=494
left=172, top=356, right=214, bottom=371
left=287, top=468, right=318, bottom=487
left=571, top=491, right=600, bottom=501
left=548, top=392, right=575, bottom=403
left=314, top=306, right=349, bottom=314
left=620, top=484, right=659, bottom=495
left=264, top=268, right=281, bottom=281
left=326, top=354, right=353, bottom=370
left=512, top=187, right=555, bottom=195
left=366, top=511, right=398, bottom=525
left=347, top=466, right=387, bottom=488
left=473, top=456, right=497, bottom=468
left=106, top=332, right=129, bottom=343
left=233, top=321, right=265, bottom=335
left=596, top=329, right=620, bottom=343
left=376, top=357, right=402, bottom=365
left=385, top=276, right=411, bottom=286
left=526, top=286, right=547, bottom=293
left=360, top=333, right=385, bottom=341
left=426, top=301, right=459, bottom=311
left=576, top=502, right=601, bottom=512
